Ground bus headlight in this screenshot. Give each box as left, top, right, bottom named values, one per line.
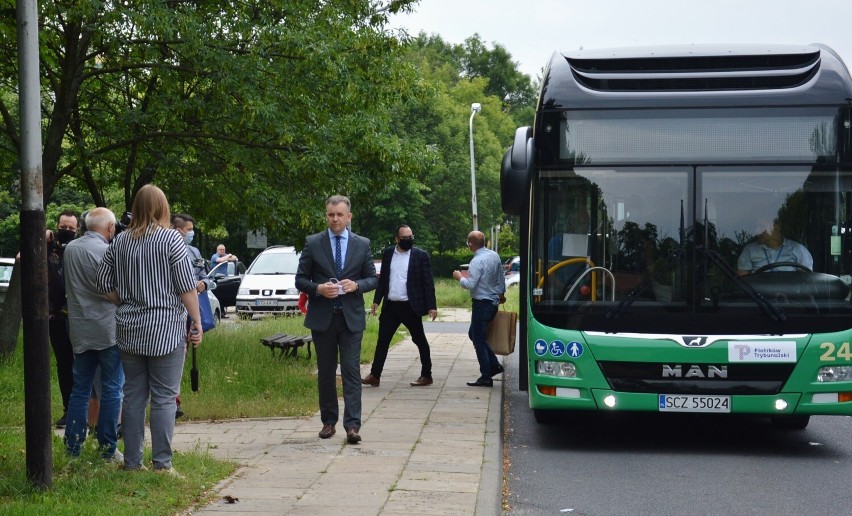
left=817, top=366, right=852, bottom=382
left=536, top=361, right=576, bottom=378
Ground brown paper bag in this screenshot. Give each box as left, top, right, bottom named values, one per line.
left=486, top=309, right=518, bottom=355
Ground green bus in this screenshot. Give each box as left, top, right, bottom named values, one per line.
left=501, top=44, right=852, bottom=428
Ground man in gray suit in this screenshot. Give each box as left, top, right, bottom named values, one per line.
left=296, top=195, right=378, bottom=444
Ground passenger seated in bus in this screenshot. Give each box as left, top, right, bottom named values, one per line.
left=736, top=217, right=813, bottom=275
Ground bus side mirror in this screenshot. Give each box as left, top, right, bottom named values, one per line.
left=501, top=126, right=534, bottom=216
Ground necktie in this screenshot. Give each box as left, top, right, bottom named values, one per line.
left=335, top=235, right=343, bottom=276
left=334, top=236, right=343, bottom=309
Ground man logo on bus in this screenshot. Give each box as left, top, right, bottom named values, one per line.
left=684, top=336, right=708, bottom=347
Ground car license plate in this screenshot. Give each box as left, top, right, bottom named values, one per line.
left=658, top=394, right=730, bottom=413
left=255, top=299, right=277, bottom=306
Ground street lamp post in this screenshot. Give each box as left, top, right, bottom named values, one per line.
left=469, top=102, right=481, bottom=231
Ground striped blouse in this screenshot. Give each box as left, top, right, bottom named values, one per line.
left=97, top=225, right=197, bottom=357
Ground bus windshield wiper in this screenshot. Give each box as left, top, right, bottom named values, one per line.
left=702, top=248, right=786, bottom=322
left=606, top=250, right=682, bottom=320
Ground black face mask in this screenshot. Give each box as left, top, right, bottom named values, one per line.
left=398, top=238, right=414, bottom=251
left=56, top=229, right=76, bottom=245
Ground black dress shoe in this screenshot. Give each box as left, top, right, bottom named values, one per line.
left=319, top=424, right=336, bottom=439
left=466, top=377, right=493, bottom=387
left=490, top=364, right=505, bottom=377
left=346, top=428, right=361, bottom=444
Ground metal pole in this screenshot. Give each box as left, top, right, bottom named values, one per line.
left=495, top=225, right=500, bottom=254
left=469, top=103, right=481, bottom=232
left=18, top=0, right=52, bottom=489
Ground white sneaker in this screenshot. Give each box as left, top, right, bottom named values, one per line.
left=154, top=467, right=184, bottom=479
left=105, top=450, right=124, bottom=464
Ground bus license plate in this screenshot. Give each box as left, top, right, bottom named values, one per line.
left=255, top=300, right=277, bottom=306
left=658, top=394, right=730, bottom=413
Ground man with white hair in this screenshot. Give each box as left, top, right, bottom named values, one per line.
left=63, top=207, right=124, bottom=462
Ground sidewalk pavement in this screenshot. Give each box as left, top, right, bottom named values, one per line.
left=174, top=308, right=504, bottom=515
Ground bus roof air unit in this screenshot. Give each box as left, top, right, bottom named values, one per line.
left=565, top=46, right=821, bottom=93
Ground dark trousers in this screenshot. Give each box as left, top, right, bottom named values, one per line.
left=470, top=299, right=500, bottom=378
left=312, top=313, right=362, bottom=431
left=370, top=301, right=432, bottom=379
left=49, top=315, right=74, bottom=413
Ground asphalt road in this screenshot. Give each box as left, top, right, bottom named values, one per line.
left=503, top=348, right=852, bottom=516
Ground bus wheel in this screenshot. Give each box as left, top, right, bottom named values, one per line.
left=533, top=409, right=561, bottom=425
left=771, top=415, right=810, bottom=430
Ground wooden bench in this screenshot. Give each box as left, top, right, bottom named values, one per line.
left=260, top=333, right=313, bottom=359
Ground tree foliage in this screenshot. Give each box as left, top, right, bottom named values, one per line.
left=0, top=0, right=425, bottom=249
left=356, top=33, right=532, bottom=255
left=0, top=4, right=535, bottom=263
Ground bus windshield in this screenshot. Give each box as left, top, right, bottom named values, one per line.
left=531, top=163, right=852, bottom=335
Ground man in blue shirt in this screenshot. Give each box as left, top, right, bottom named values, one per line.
left=737, top=217, right=813, bottom=275
left=210, top=244, right=237, bottom=272
left=452, top=231, right=506, bottom=387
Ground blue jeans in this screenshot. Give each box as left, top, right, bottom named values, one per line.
left=470, top=299, right=500, bottom=378
left=65, top=346, right=124, bottom=457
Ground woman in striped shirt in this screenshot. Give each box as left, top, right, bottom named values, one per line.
left=97, top=184, right=203, bottom=475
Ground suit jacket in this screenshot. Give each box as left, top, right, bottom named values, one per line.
left=372, top=246, right=436, bottom=317
left=295, top=230, right=378, bottom=332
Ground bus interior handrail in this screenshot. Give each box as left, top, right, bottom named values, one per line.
left=564, top=266, right=616, bottom=301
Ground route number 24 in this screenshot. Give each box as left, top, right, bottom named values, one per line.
left=819, top=342, right=852, bottom=362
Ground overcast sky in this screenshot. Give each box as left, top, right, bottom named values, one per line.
left=392, top=0, right=852, bottom=79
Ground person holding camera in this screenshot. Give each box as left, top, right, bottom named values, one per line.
left=97, top=185, right=202, bottom=475
left=47, top=209, right=79, bottom=428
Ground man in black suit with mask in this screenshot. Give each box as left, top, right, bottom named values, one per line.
left=296, top=195, right=377, bottom=445
left=362, top=224, right=437, bottom=388
left=47, top=209, right=79, bottom=428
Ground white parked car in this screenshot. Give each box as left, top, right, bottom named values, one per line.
left=235, top=246, right=300, bottom=319
left=0, top=257, right=14, bottom=304
left=504, top=256, right=520, bottom=287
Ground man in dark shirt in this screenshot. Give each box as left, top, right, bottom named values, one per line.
left=48, top=209, right=79, bottom=428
